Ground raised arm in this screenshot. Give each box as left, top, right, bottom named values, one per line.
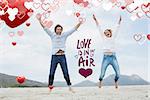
left=64, top=21, right=82, bottom=36
left=36, top=13, right=45, bottom=28
left=93, top=14, right=104, bottom=38
left=36, top=13, right=53, bottom=37
left=93, top=14, right=99, bottom=26
left=113, top=15, right=122, bottom=38
left=75, top=21, right=82, bottom=30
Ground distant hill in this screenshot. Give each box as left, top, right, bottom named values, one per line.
left=0, top=73, right=47, bottom=88
left=73, top=74, right=150, bottom=87
left=103, top=74, right=150, bottom=86
left=53, top=81, right=68, bottom=87
left=0, top=73, right=149, bottom=88
left=73, top=80, right=96, bottom=87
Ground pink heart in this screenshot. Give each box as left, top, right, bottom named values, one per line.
left=83, top=1, right=89, bottom=7
left=17, top=30, right=24, bottom=36
left=79, top=68, right=93, bottom=78
left=8, top=32, right=15, bottom=37
left=124, top=0, right=134, bottom=5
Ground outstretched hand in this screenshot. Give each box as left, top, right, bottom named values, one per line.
left=93, top=14, right=99, bottom=26
left=36, top=13, right=42, bottom=21
left=118, top=15, right=122, bottom=24
left=93, top=14, right=97, bottom=21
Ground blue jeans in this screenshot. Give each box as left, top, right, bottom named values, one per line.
left=48, top=55, right=71, bottom=86
left=99, top=53, right=120, bottom=82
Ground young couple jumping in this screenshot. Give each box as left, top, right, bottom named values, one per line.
left=36, top=13, right=122, bottom=92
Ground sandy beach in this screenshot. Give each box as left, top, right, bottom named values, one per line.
left=0, top=86, right=149, bottom=100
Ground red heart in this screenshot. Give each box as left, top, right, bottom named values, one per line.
left=26, top=22, right=30, bottom=26
left=0, top=0, right=33, bottom=28
left=121, top=6, right=126, bottom=10
left=83, top=1, right=89, bottom=7
left=16, top=76, right=26, bottom=84
left=79, top=68, right=93, bottom=78
left=73, top=0, right=84, bottom=4
left=12, top=42, right=17, bottom=46
left=76, top=12, right=80, bottom=17
left=141, top=3, right=150, bottom=13
left=0, top=1, right=8, bottom=9
left=147, top=34, right=150, bottom=40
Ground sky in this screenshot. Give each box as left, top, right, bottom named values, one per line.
left=0, top=0, right=149, bottom=84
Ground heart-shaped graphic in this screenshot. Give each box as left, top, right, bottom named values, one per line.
left=12, top=41, right=17, bottom=46
left=41, top=3, right=50, bottom=11
left=24, top=1, right=33, bottom=9
left=33, top=2, right=41, bottom=9
left=7, top=7, right=18, bottom=21
left=133, top=34, right=147, bottom=45
left=17, top=12, right=26, bottom=19
left=16, top=76, right=26, bottom=84
left=141, top=3, right=150, bottom=18
left=78, top=17, right=86, bottom=23
left=79, top=68, right=93, bottom=78
left=126, top=5, right=139, bottom=13
left=147, top=34, right=150, bottom=40
left=26, top=22, right=30, bottom=26
left=76, top=12, right=80, bottom=17
left=0, top=0, right=34, bottom=28
left=133, top=34, right=142, bottom=41
left=115, top=2, right=121, bottom=7
left=0, top=1, right=8, bottom=10
left=124, top=0, right=134, bottom=5
left=83, top=1, right=89, bottom=7
left=121, top=6, right=126, bottom=10
left=73, top=0, right=83, bottom=4
left=17, top=30, right=24, bottom=36
left=136, top=12, right=144, bottom=18
left=141, top=3, right=150, bottom=12
left=73, top=0, right=89, bottom=7
left=8, top=32, right=15, bottom=37
left=43, top=11, right=51, bottom=19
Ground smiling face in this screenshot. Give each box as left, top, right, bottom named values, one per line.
left=104, top=29, right=112, bottom=38
left=54, top=25, right=63, bottom=35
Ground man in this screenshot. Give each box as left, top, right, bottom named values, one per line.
left=37, top=14, right=82, bottom=92
left=93, top=14, right=122, bottom=89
